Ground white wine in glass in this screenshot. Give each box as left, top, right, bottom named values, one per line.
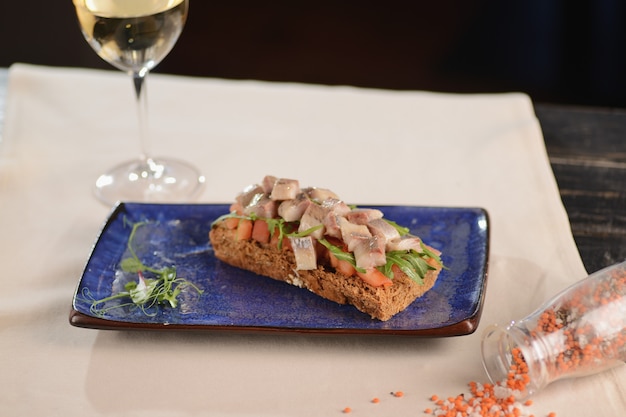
left=73, top=0, right=204, bottom=205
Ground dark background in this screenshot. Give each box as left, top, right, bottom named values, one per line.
left=1, top=1, right=625, bottom=108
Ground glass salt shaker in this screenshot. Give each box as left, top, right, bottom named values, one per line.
left=481, top=260, right=626, bottom=398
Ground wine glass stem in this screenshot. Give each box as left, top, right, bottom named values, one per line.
left=132, top=70, right=151, bottom=163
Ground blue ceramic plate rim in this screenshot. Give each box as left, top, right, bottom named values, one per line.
left=70, top=203, right=490, bottom=336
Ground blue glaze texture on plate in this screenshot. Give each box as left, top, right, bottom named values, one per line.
left=71, top=203, right=489, bottom=336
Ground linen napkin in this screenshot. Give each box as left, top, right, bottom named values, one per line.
left=1, top=63, right=623, bottom=416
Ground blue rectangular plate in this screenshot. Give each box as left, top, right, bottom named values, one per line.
left=70, top=203, right=489, bottom=336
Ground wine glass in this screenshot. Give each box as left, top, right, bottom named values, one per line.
left=72, top=0, right=204, bottom=205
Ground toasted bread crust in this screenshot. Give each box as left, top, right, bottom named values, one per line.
left=209, top=222, right=441, bottom=321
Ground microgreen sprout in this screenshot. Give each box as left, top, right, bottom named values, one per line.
left=84, top=221, right=204, bottom=317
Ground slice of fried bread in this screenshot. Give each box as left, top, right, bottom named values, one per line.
left=209, top=176, right=443, bottom=321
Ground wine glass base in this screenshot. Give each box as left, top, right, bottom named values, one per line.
left=94, top=157, right=205, bottom=206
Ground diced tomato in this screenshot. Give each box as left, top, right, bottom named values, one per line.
left=236, top=218, right=253, bottom=241
left=326, top=248, right=336, bottom=267
left=225, top=216, right=240, bottom=230
left=329, top=252, right=357, bottom=277
left=426, top=256, right=441, bottom=268
left=270, top=228, right=281, bottom=246
left=268, top=230, right=291, bottom=250
left=336, top=259, right=358, bottom=277
left=357, top=268, right=393, bottom=287
left=252, top=219, right=270, bottom=244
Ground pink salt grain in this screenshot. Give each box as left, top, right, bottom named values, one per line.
left=424, top=349, right=556, bottom=417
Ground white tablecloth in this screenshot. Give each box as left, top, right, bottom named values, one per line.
left=1, top=63, right=624, bottom=416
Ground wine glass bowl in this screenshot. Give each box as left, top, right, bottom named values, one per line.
left=75, top=0, right=187, bottom=74
left=73, top=0, right=204, bottom=205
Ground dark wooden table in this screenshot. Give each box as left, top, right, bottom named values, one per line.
left=536, top=104, right=626, bottom=273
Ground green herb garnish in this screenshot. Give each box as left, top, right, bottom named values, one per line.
left=212, top=211, right=322, bottom=249
left=213, top=211, right=445, bottom=284
left=84, top=221, right=204, bottom=317
left=318, top=238, right=366, bottom=273
left=264, top=216, right=323, bottom=248
left=319, top=237, right=444, bottom=284
left=383, top=242, right=445, bottom=282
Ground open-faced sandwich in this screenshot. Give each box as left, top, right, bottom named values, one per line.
left=209, top=176, right=444, bottom=321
